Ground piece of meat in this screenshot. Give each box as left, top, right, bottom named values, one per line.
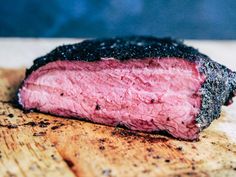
left=18, top=36, right=236, bottom=140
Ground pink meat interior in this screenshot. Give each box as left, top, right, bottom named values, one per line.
left=19, top=58, right=205, bottom=140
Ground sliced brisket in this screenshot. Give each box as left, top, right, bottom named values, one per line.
left=18, top=36, right=236, bottom=140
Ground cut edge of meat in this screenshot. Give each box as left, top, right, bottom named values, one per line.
left=18, top=57, right=206, bottom=140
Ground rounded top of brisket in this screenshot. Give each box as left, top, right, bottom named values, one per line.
left=27, top=36, right=206, bottom=76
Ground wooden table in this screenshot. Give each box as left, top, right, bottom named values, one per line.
left=0, top=38, right=236, bottom=177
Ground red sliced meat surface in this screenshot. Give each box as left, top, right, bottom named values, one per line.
left=19, top=58, right=205, bottom=140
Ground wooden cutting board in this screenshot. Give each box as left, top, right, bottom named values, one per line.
left=0, top=39, right=236, bottom=177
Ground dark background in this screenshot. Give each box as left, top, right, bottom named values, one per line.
left=1, top=0, right=236, bottom=39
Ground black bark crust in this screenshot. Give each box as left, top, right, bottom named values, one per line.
left=23, top=36, right=236, bottom=130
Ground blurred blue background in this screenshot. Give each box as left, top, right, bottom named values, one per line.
left=0, top=0, right=236, bottom=39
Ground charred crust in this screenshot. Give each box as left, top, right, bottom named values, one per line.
left=25, top=36, right=200, bottom=76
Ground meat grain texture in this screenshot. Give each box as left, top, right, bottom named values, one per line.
left=18, top=36, right=236, bottom=140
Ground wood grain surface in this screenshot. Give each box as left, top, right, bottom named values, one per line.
left=0, top=39, right=236, bottom=177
